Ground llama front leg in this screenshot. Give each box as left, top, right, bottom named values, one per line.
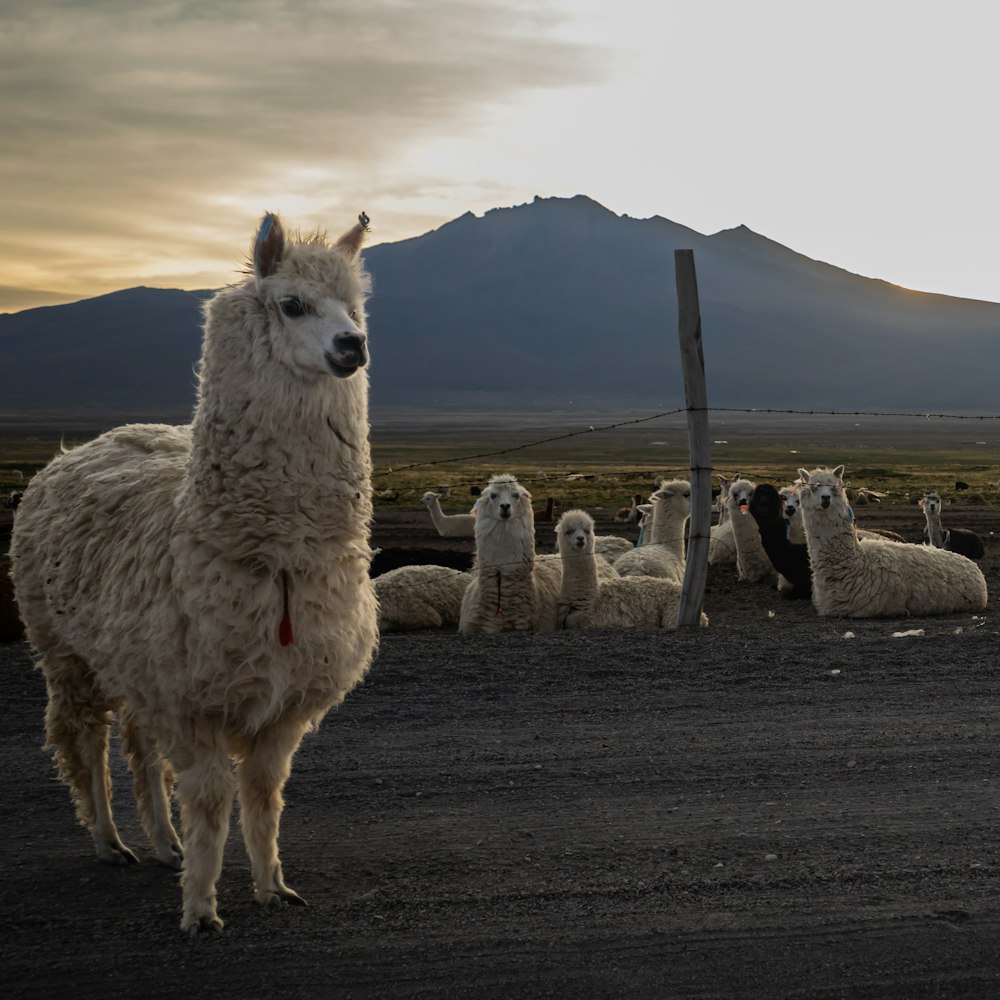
left=174, top=737, right=236, bottom=934
left=237, top=722, right=308, bottom=908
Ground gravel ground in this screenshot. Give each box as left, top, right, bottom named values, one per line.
left=2, top=501, right=999, bottom=999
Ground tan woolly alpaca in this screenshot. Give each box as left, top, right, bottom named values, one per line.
left=11, top=212, right=378, bottom=934
left=556, top=510, right=707, bottom=629
left=458, top=474, right=562, bottom=634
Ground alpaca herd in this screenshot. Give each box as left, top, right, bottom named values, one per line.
left=5, top=209, right=994, bottom=939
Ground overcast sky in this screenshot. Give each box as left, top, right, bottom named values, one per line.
left=3, top=0, right=998, bottom=311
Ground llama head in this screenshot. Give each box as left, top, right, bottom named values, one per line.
left=419, top=492, right=441, bottom=508
left=747, top=483, right=783, bottom=526
left=725, top=478, right=756, bottom=517
left=555, top=509, right=595, bottom=556
left=247, top=211, right=372, bottom=380
left=778, top=486, right=800, bottom=522
left=920, top=492, right=942, bottom=514
left=474, top=475, right=533, bottom=528
left=650, top=480, right=692, bottom=514
left=797, top=466, right=849, bottom=518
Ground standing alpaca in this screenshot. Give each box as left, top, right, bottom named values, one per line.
left=556, top=510, right=707, bottom=629
left=11, top=212, right=378, bottom=934
left=797, top=466, right=987, bottom=617
left=919, top=491, right=985, bottom=560
left=420, top=491, right=476, bottom=537
left=458, top=474, right=562, bottom=634
left=611, top=480, right=692, bottom=583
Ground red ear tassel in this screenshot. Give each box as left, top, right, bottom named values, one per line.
left=279, top=570, right=293, bottom=646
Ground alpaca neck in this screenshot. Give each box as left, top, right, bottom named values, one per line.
left=650, top=508, right=688, bottom=558
left=181, top=286, right=372, bottom=564
left=924, top=509, right=944, bottom=546
left=801, top=503, right=860, bottom=572
left=558, top=549, right=599, bottom=606
left=474, top=517, right=535, bottom=573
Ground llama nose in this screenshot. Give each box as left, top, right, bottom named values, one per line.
left=334, top=330, right=368, bottom=367
left=499, top=502, right=511, bottom=517
left=820, top=495, right=831, bottom=509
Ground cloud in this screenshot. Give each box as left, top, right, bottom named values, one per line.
left=0, top=0, right=606, bottom=306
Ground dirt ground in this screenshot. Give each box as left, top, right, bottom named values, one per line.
left=2, top=500, right=1000, bottom=999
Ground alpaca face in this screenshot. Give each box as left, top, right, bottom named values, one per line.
left=652, top=480, right=692, bottom=511
left=797, top=466, right=847, bottom=515
left=921, top=492, right=942, bottom=515
left=747, top=483, right=782, bottom=525
left=778, top=487, right=800, bottom=522
left=253, top=213, right=370, bottom=381
left=476, top=476, right=532, bottom=526
left=725, top=479, right=755, bottom=517
left=555, top=511, right=595, bottom=555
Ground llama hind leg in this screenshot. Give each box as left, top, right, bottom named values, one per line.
left=120, top=710, right=183, bottom=869
left=174, top=735, right=236, bottom=935
left=237, top=722, right=308, bottom=908
left=42, top=654, right=138, bottom=866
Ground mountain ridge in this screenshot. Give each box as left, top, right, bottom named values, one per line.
left=2, top=195, right=998, bottom=424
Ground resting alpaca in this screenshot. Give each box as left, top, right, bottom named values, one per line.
left=458, top=474, right=562, bottom=634
left=747, top=483, right=811, bottom=599
left=420, top=491, right=476, bottom=537
left=919, top=491, right=985, bottom=560
left=10, top=212, right=379, bottom=934
left=778, top=485, right=806, bottom=544
left=612, top=480, right=691, bottom=583
left=708, top=475, right=738, bottom=565
left=555, top=510, right=707, bottom=629
left=374, top=564, right=469, bottom=631
left=726, top=478, right=777, bottom=585
left=797, top=466, right=987, bottom=618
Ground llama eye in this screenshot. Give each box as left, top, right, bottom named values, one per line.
left=349, top=308, right=359, bottom=320
left=490, top=493, right=497, bottom=500
left=279, top=296, right=309, bottom=318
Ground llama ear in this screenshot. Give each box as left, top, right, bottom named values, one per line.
left=254, top=213, right=285, bottom=280
left=336, top=211, right=371, bottom=258
left=797, top=468, right=811, bottom=483
left=832, top=464, right=845, bottom=482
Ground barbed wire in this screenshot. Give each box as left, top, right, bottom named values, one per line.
left=373, top=405, right=1000, bottom=489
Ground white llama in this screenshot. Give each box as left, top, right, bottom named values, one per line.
left=556, top=510, right=707, bottom=629
left=708, top=475, right=738, bottom=565
left=797, top=466, right=988, bottom=618
left=374, top=564, right=469, bottom=631
left=612, top=480, right=692, bottom=583
left=420, top=491, right=476, bottom=537
left=11, top=212, right=379, bottom=935
left=779, top=485, right=806, bottom=544
left=458, top=474, right=562, bottom=634
left=725, top=477, right=778, bottom=585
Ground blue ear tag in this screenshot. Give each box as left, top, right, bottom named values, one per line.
left=257, top=214, right=275, bottom=246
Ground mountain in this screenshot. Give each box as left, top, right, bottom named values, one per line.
left=2, top=195, right=998, bottom=424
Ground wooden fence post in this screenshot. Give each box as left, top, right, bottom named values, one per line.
left=674, top=249, right=711, bottom=627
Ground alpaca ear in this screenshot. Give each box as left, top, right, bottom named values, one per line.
left=336, top=211, right=371, bottom=258
left=797, top=468, right=811, bottom=483
left=253, top=213, right=285, bottom=280
left=832, top=464, right=845, bottom=482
